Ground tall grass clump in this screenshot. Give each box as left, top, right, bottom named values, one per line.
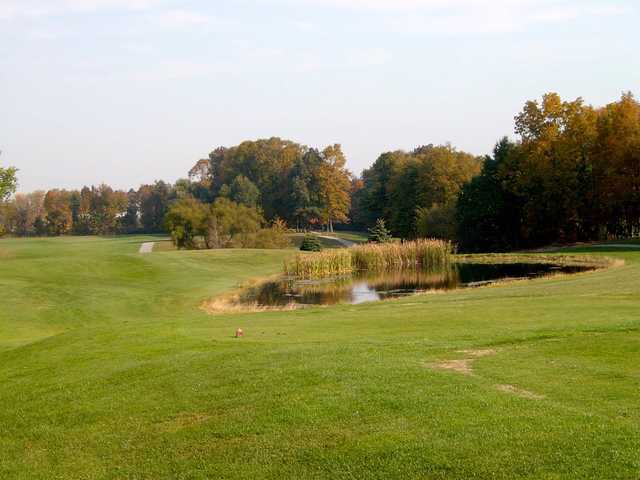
left=285, top=239, right=453, bottom=278
left=284, top=249, right=353, bottom=278
left=352, top=239, right=452, bottom=272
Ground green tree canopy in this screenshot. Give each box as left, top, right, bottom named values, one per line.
left=205, top=198, right=263, bottom=248
left=357, top=145, right=480, bottom=239
left=229, top=175, right=260, bottom=207
left=0, top=166, right=18, bottom=202
left=194, top=138, right=353, bottom=231
left=138, top=181, right=174, bottom=233
left=165, top=197, right=209, bottom=249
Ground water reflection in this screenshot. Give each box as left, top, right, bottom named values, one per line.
left=240, top=263, right=594, bottom=307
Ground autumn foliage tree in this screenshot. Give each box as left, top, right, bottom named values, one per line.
left=457, top=92, right=640, bottom=251
left=3, top=182, right=141, bottom=237
left=195, top=138, right=352, bottom=231
left=317, top=145, right=351, bottom=232
left=44, top=190, right=73, bottom=236
left=4, top=100, right=638, bottom=250
left=13, top=191, right=46, bottom=236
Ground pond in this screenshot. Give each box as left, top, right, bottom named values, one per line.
left=239, top=263, right=595, bottom=307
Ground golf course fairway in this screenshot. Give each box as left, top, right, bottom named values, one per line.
left=1, top=236, right=639, bottom=479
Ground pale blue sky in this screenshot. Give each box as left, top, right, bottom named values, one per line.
left=1, top=0, right=639, bottom=192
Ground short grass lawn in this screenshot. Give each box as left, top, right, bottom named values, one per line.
left=1, top=236, right=639, bottom=479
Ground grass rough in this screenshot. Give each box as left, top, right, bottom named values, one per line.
left=1, top=236, right=639, bottom=479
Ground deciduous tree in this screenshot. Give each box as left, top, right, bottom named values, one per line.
left=0, top=151, right=18, bottom=202
left=44, top=190, right=73, bottom=236
left=317, top=144, right=351, bottom=232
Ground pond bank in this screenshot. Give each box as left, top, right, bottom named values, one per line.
left=204, top=253, right=621, bottom=314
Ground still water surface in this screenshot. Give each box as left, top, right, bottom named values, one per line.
left=240, top=263, right=593, bottom=307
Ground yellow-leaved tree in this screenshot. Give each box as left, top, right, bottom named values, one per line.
left=318, top=144, right=352, bottom=232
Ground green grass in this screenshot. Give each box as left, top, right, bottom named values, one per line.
left=332, top=230, right=369, bottom=243
left=1, top=236, right=640, bottom=479
left=288, top=233, right=346, bottom=249
left=288, top=231, right=369, bottom=249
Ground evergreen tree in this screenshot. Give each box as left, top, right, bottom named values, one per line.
left=368, top=218, right=392, bottom=243
left=300, top=234, right=322, bottom=252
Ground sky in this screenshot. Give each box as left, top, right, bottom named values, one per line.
left=1, top=0, right=639, bottom=192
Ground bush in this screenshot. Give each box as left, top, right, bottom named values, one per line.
left=166, top=198, right=293, bottom=250
left=300, top=234, right=322, bottom=252
left=205, top=198, right=262, bottom=248
left=240, top=218, right=291, bottom=249
left=165, top=198, right=208, bottom=249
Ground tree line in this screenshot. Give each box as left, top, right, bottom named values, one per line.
left=349, top=92, right=640, bottom=250
left=0, top=181, right=178, bottom=237
left=162, top=139, right=353, bottom=248
left=0, top=139, right=354, bottom=243
left=0, top=153, right=19, bottom=236
left=1, top=92, right=638, bottom=251
left=456, top=92, right=640, bottom=251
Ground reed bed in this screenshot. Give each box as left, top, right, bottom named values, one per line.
left=351, top=239, right=452, bottom=272
left=284, top=239, right=453, bottom=278
left=284, top=249, right=353, bottom=278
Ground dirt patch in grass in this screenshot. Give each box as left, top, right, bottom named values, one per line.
left=458, top=349, right=497, bottom=358
left=430, top=350, right=546, bottom=400
left=430, top=349, right=498, bottom=376
left=496, top=384, right=546, bottom=400
left=156, top=412, right=213, bottom=433
left=432, top=359, right=474, bottom=375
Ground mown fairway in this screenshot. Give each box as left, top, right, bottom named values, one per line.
left=1, top=237, right=639, bottom=479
